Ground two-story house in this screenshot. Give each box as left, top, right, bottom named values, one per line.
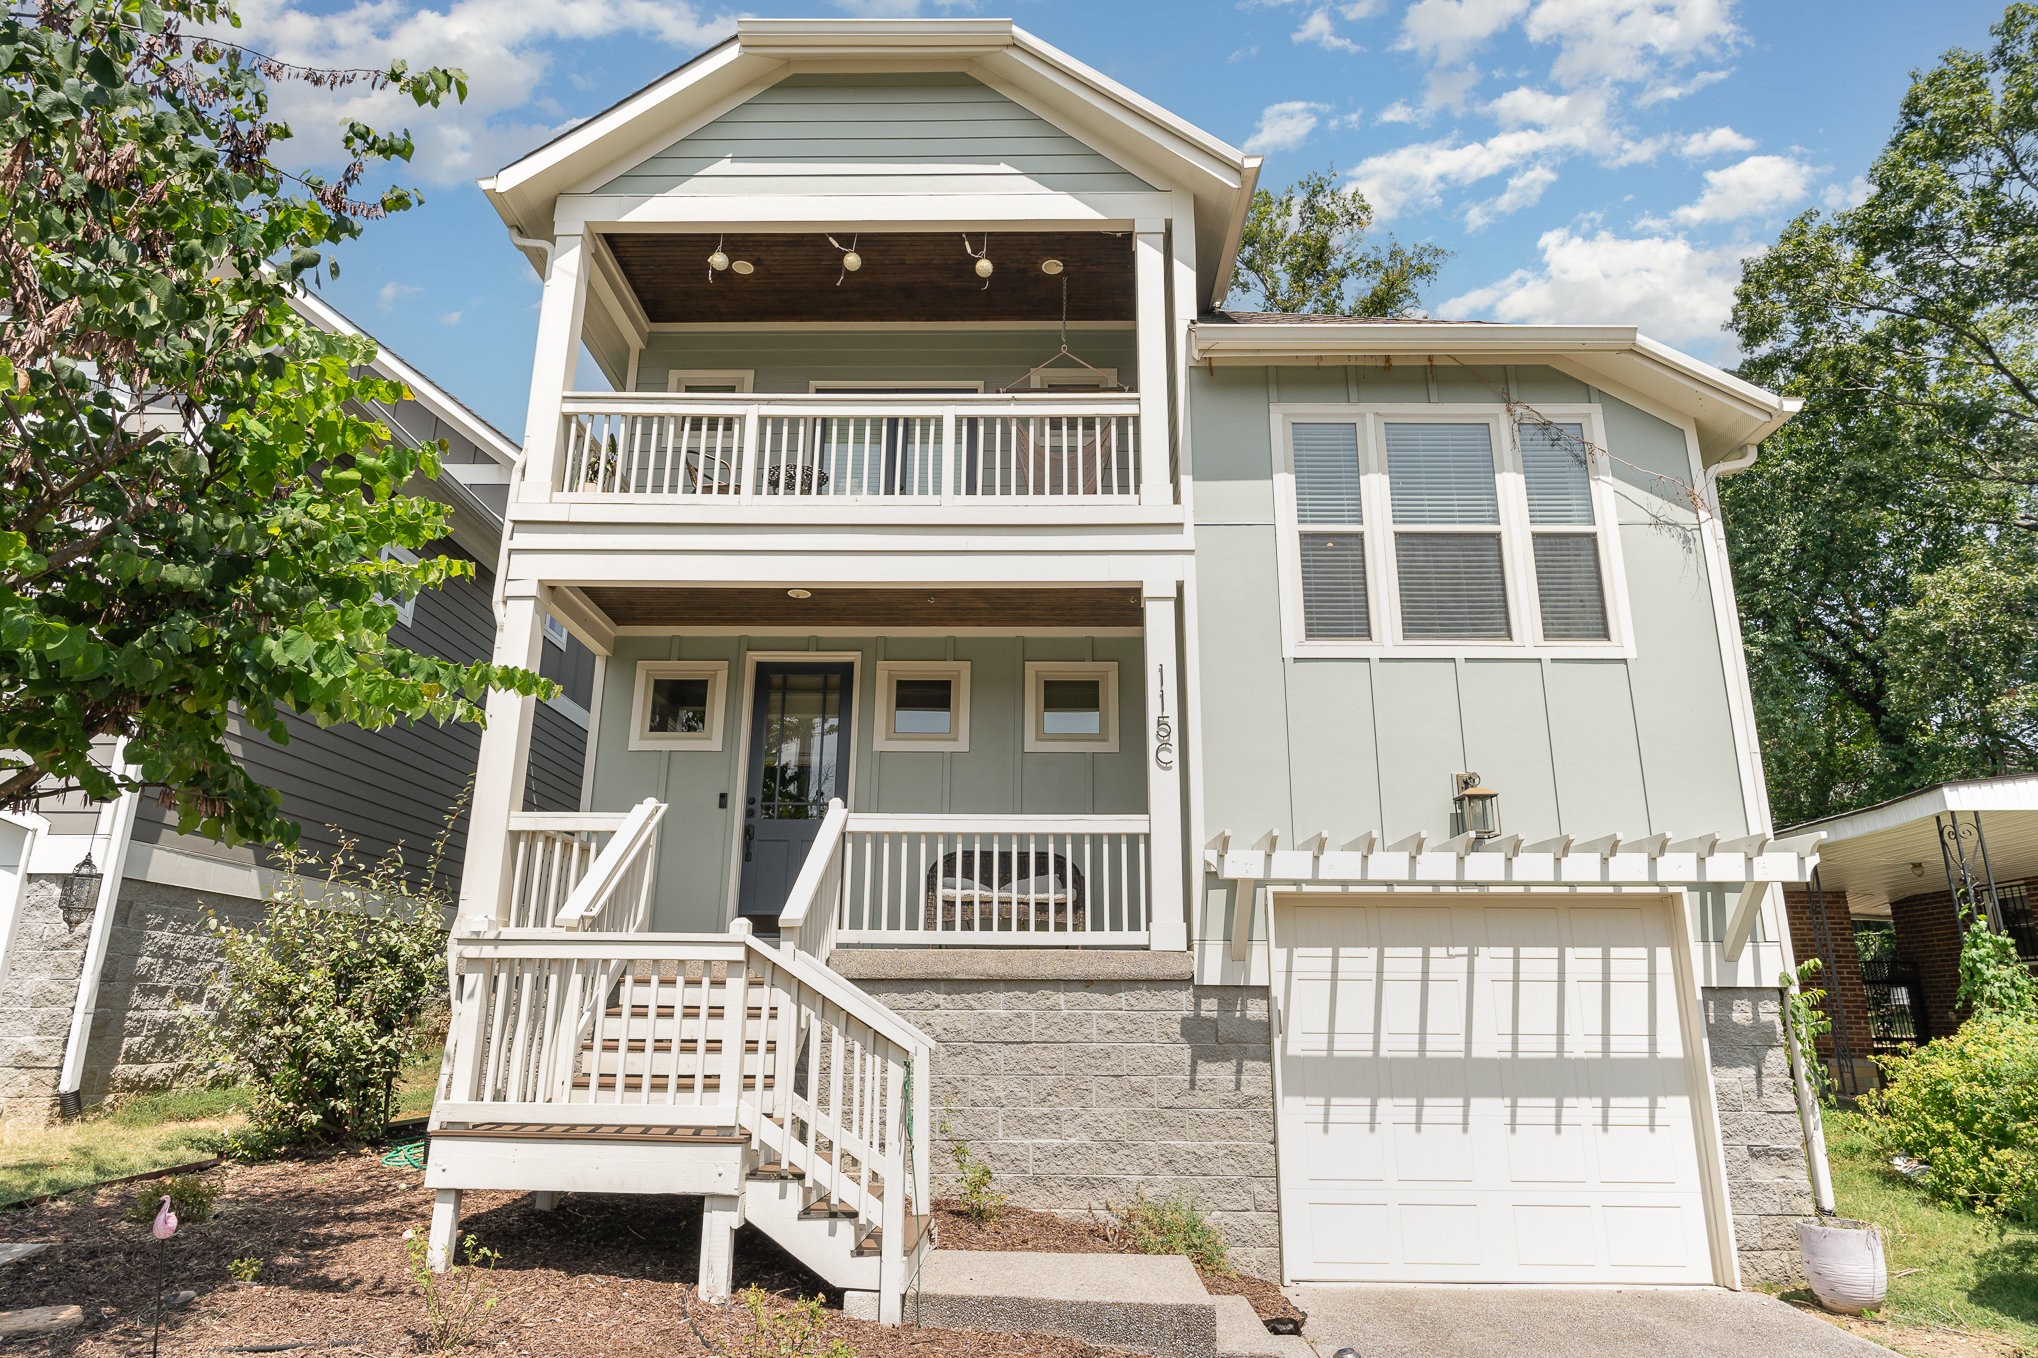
left=424, top=19, right=1824, bottom=1321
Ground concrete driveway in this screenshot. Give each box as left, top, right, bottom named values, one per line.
left=1288, top=1286, right=1899, bottom=1358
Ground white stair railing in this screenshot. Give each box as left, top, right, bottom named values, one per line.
left=776, top=799, right=849, bottom=965
left=505, top=812, right=631, bottom=928
left=551, top=798, right=666, bottom=933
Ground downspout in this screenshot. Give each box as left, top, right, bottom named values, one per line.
left=1706, top=437, right=1838, bottom=1217
left=55, top=743, right=142, bottom=1117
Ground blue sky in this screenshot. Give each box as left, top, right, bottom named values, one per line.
left=241, top=0, right=2014, bottom=434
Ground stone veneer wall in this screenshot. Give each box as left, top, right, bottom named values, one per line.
left=840, top=951, right=1280, bottom=1280
left=0, top=876, right=262, bottom=1122
left=1703, top=985, right=1816, bottom=1285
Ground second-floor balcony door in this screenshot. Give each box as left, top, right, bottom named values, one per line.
left=807, top=383, right=980, bottom=498
left=738, top=662, right=854, bottom=928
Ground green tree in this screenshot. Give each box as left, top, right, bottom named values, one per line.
left=1226, top=168, right=1449, bottom=317
left=1726, top=4, right=2038, bottom=822
left=0, top=0, right=549, bottom=844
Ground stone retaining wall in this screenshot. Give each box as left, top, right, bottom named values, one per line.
left=1703, top=985, right=1816, bottom=1285
left=853, top=970, right=1281, bottom=1280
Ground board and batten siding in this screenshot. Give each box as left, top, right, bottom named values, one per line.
left=128, top=545, right=587, bottom=899
left=635, top=327, right=1139, bottom=396
left=597, top=71, right=1155, bottom=198
left=1186, top=362, right=1752, bottom=951
left=586, top=633, right=1147, bottom=933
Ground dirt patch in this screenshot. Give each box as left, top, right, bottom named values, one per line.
left=1787, top=1301, right=2030, bottom=1358
left=0, top=1154, right=1123, bottom=1357
left=929, top=1201, right=1305, bottom=1333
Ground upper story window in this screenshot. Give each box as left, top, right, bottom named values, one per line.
left=1276, top=407, right=1627, bottom=656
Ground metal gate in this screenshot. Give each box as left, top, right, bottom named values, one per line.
left=1857, top=955, right=1927, bottom=1054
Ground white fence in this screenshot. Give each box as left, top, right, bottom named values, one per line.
left=555, top=393, right=1142, bottom=506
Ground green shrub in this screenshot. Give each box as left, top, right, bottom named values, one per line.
left=1110, top=1188, right=1231, bottom=1274
left=1862, top=1015, right=2038, bottom=1224
left=1781, top=957, right=1835, bottom=1106
left=732, top=1286, right=855, bottom=1358
left=124, top=1173, right=219, bottom=1225
left=199, top=835, right=450, bottom=1148
left=227, top=1256, right=264, bottom=1283
left=942, top=1117, right=1004, bottom=1224
left=1957, top=907, right=2038, bottom=1021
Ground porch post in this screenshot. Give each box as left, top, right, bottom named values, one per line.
left=1143, top=582, right=1187, bottom=951
left=1134, top=220, right=1172, bottom=507
left=456, top=582, right=546, bottom=931
left=518, top=232, right=590, bottom=504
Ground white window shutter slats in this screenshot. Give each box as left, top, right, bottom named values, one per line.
left=1532, top=535, right=1610, bottom=640
left=1520, top=422, right=1595, bottom=525
left=1291, top=423, right=1363, bottom=524
left=1385, top=422, right=1499, bottom=524
left=1395, top=533, right=1511, bottom=638
left=1300, top=532, right=1371, bottom=639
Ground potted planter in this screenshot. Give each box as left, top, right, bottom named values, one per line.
left=1795, top=1217, right=1887, bottom=1314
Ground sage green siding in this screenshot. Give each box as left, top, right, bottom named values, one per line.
left=599, top=72, right=1154, bottom=197
left=588, top=633, right=1149, bottom=933
left=635, top=327, right=1138, bottom=395
left=1187, top=363, right=1752, bottom=947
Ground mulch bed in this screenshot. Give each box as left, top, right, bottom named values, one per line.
left=929, top=1200, right=1305, bottom=1333
left=0, top=1154, right=1123, bottom=1357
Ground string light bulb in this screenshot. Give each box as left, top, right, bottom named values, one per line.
left=828, top=234, right=861, bottom=286
left=963, top=233, right=993, bottom=289
left=708, top=234, right=729, bottom=281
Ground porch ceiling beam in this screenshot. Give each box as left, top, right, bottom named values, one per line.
left=1205, top=828, right=1825, bottom=887
left=544, top=585, right=617, bottom=656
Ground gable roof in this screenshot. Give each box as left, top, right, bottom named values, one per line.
left=480, top=18, right=1260, bottom=309
left=1190, top=314, right=1800, bottom=465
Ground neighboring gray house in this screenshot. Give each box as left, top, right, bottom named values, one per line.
left=0, top=292, right=595, bottom=1121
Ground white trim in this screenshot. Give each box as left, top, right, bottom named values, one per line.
left=628, top=659, right=730, bottom=751
left=647, top=320, right=1132, bottom=334
left=805, top=379, right=986, bottom=393
left=543, top=691, right=591, bottom=729
left=579, top=654, right=608, bottom=811
left=611, top=624, right=1143, bottom=638
left=668, top=369, right=755, bottom=393
left=872, top=660, right=971, bottom=751
left=0, top=811, right=43, bottom=1001
left=1023, top=660, right=1119, bottom=753
left=722, top=650, right=865, bottom=925
left=1270, top=403, right=1632, bottom=659
left=379, top=544, right=419, bottom=629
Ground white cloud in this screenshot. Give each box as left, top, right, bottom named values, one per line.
left=1348, top=81, right=1623, bottom=220
left=1463, top=163, right=1559, bottom=229
left=225, top=0, right=738, bottom=185
left=1670, top=153, right=1817, bottom=224
left=829, top=0, right=977, bottom=12
left=376, top=281, right=422, bottom=313
left=1398, top=0, right=1531, bottom=66
left=1244, top=100, right=1329, bottom=154
left=439, top=310, right=465, bottom=326
left=1376, top=100, right=1422, bottom=124
left=1424, top=64, right=1482, bottom=111
left=1823, top=175, right=1870, bottom=210
left=1525, top=0, right=1740, bottom=88
left=1442, top=226, right=1753, bottom=353
left=1637, top=67, right=1730, bottom=105
left=1293, top=7, right=1364, bottom=52
left=1678, top=126, right=1756, bottom=158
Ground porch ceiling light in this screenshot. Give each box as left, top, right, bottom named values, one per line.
left=1041, top=258, right=1064, bottom=275
left=787, top=588, right=812, bottom=599
left=1452, top=772, right=1502, bottom=840
left=60, top=853, right=102, bottom=928
left=731, top=259, right=755, bottom=276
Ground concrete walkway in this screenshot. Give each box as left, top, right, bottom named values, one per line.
left=1288, top=1286, right=1900, bottom=1358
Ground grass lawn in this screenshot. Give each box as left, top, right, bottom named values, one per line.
left=0, top=1053, right=441, bottom=1208
left=1823, top=1106, right=2038, bottom=1351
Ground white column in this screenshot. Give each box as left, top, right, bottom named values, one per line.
left=1134, top=221, right=1173, bottom=507
left=518, top=233, right=590, bottom=504
left=698, top=1193, right=742, bottom=1304
left=1143, top=583, right=1187, bottom=951
left=456, top=583, right=546, bottom=930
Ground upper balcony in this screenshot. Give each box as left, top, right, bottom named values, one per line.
left=513, top=227, right=1182, bottom=531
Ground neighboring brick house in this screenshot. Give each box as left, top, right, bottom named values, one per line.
left=1780, top=773, right=2038, bottom=1088
left=0, top=293, right=595, bottom=1123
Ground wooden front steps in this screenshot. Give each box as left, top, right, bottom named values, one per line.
left=568, top=1073, right=774, bottom=1093
left=431, top=1122, right=749, bottom=1146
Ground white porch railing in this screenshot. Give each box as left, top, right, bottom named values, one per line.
left=504, top=812, right=628, bottom=928
left=831, top=810, right=1151, bottom=946
left=555, top=392, right=1142, bottom=505
left=551, top=798, right=666, bottom=932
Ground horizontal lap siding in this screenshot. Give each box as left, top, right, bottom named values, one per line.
left=599, top=72, right=1154, bottom=197
left=525, top=706, right=588, bottom=813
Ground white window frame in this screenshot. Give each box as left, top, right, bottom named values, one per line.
left=873, top=660, right=971, bottom=751
left=1270, top=403, right=1633, bottom=659
left=1023, top=661, right=1119, bottom=753
left=543, top=614, right=569, bottom=647
left=378, top=545, right=417, bottom=629
left=1029, top=366, right=1119, bottom=389
left=628, top=659, right=729, bottom=752
left=667, top=369, right=754, bottom=393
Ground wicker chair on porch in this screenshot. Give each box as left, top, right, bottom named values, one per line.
left=922, top=850, right=1087, bottom=933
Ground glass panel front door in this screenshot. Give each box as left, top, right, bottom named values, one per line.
left=737, top=662, right=853, bottom=926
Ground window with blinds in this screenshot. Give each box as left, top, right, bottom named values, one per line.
left=1519, top=421, right=1609, bottom=640
left=1292, top=423, right=1369, bottom=639
left=1384, top=422, right=1510, bottom=639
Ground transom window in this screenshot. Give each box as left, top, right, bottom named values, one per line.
left=1278, top=408, right=1624, bottom=652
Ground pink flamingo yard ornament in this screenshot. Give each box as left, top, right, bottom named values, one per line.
left=150, top=1195, right=178, bottom=1357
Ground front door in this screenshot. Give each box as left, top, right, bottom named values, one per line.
left=737, top=662, right=854, bottom=928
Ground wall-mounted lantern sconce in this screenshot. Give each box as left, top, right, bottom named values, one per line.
left=1453, top=773, right=1501, bottom=840
left=60, top=853, right=102, bottom=928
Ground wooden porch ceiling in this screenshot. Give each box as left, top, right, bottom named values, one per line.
left=583, top=586, right=1143, bottom=629
left=601, top=231, right=1135, bottom=324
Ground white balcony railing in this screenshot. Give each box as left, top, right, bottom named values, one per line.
left=554, top=392, right=1143, bottom=506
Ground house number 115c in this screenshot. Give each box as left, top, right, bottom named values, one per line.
left=1153, top=663, right=1175, bottom=771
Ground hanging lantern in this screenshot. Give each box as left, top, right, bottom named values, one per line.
left=60, top=853, right=102, bottom=928
left=1452, top=773, right=1502, bottom=840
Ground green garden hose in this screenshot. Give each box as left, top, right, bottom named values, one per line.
left=381, top=1136, right=427, bottom=1169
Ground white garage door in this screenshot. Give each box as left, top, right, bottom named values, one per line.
left=1273, top=895, right=1717, bottom=1284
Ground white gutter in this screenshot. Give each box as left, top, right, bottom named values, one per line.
left=1193, top=321, right=1641, bottom=359
left=56, top=743, right=141, bottom=1116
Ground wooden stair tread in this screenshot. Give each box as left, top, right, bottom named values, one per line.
left=583, top=1038, right=766, bottom=1053
left=853, top=1212, right=932, bottom=1258
left=569, top=1073, right=774, bottom=1091
left=433, top=1122, right=747, bottom=1145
